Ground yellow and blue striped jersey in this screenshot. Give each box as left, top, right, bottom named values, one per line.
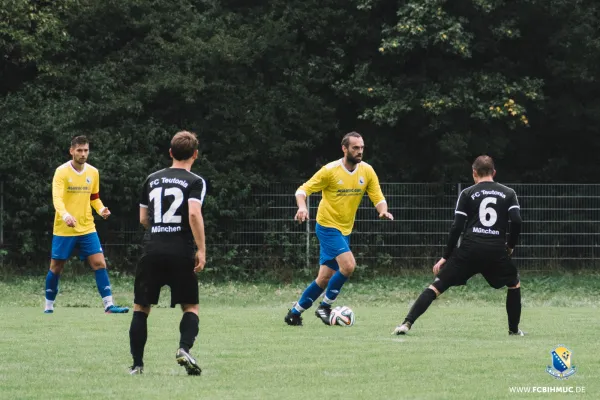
left=296, top=159, right=386, bottom=235
left=52, top=162, right=105, bottom=236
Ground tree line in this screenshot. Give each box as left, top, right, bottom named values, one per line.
left=1, top=0, right=598, bottom=264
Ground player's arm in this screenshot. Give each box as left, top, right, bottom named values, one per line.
left=139, top=207, right=150, bottom=229
left=435, top=190, right=468, bottom=274
left=294, top=167, right=329, bottom=223
left=367, top=169, right=393, bottom=220
left=90, top=170, right=110, bottom=219
left=189, top=178, right=207, bottom=272
left=52, top=169, right=76, bottom=227
left=506, top=191, right=522, bottom=255
left=139, top=177, right=150, bottom=229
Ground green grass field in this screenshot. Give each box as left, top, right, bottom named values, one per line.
left=1, top=272, right=598, bottom=399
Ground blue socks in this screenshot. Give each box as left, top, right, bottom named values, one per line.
left=292, top=281, right=325, bottom=315
left=94, top=268, right=114, bottom=309
left=321, top=271, right=348, bottom=307
left=45, top=270, right=60, bottom=301
left=44, top=270, right=60, bottom=311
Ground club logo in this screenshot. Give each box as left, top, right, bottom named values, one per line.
left=359, top=176, right=365, bottom=185
left=86, top=177, right=92, bottom=184
left=546, top=345, right=576, bottom=379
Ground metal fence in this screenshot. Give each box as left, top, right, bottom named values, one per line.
left=2, top=183, right=600, bottom=271
left=219, top=183, right=600, bottom=271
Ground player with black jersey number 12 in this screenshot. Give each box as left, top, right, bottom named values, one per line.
left=129, top=131, right=207, bottom=376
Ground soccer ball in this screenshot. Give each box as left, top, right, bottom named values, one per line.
left=328, top=306, right=355, bottom=327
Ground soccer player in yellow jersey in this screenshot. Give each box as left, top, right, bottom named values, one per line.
left=285, top=132, right=393, bottom=326
left=44, top=136, right=129, bottom=314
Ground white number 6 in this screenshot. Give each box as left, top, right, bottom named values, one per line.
left=479, top=197, right=497, bottom=227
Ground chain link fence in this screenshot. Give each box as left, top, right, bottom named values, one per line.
left=2, top=183, right=599, bottom=272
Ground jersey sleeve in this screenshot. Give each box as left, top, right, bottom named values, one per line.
left=296, top=167, right=329, bottom=197
left=139, top=177, right=150, bottom=208
left=189, top=177, right=207, bottom=205
left=90, top=169, right=105, bottom=214
left=366, top=167, right=386, bottom=206
left=507, top=190, right=520, bottom=211
left=52, top=168, right=69, bottom=219
left=455, top=190, right=469, bottom=216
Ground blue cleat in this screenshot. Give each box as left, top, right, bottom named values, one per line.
left=105, top=305, right=130, bottom=314
left=44, top=309, right=54, bottom=314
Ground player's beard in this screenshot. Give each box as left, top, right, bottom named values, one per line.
left=73, top=157, right=86, bottom=165
left=345, top=153, right=362, bottom=166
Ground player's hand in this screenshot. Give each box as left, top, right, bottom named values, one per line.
left=194, top=250, right=206, bottom=272
left=379, top=212, right=394, bottom=220
left=432, top=258, right=446, bottom=276
left=101, top=207, right=111, bottom=219
left=64, top=215, right=77, bottom=227
left=507, top=247, right=514, bottom=256
left=294, top=208, right=309, bottom=223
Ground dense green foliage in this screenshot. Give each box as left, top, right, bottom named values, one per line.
left=1, top=0, right=599, bottom=267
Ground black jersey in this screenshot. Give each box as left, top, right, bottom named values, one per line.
left=455, top=181, right=520, bottom=247
left=139, top=167, right=206, bottom=258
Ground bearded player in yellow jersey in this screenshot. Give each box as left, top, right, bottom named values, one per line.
left=44, top=136, right=129, bottom=314
left=285, top=132, right=394, bottom=326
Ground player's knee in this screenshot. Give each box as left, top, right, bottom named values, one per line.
left=315, top=275, right=330, bottom=287
left=338, top=261, right=355, bottom=277
left=507, top=281, right=521, bottom=289
left=90, top=261, right=107, bottom=270
left=430, top=279, right=449, bottom=296
left=133, top=304, right=151, bottom=314
left=181, top=304, right=199, bottom=315
left=50, top=261, right=65, bottom=275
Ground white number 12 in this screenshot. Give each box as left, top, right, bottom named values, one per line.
left=149, top=187, right=184, bottom=223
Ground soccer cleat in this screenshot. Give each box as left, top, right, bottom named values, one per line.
left=284, top=310, right=303, bottom=326
left=129, top=366, right=143, bottom=375
left=314, top=304, right=332, bottom=325
left=176, top=348, right=202, bottom=376
left=509, top=329, right=526, bottom=336
left=105, top=305, right=130, bottom=314
left=393, top=321, right=412, bottom=335
left=44, top=309, right=54, bottom=314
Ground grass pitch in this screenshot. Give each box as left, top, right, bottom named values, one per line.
left=0, top=273, right=598, bottom=399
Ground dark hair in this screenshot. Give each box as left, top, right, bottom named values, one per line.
left=171, top=131, right=199, bottom=160
left=341, top=131, right=362, bottom=148
left=472, top=155, right=495, bottom=177
left=71, top=135, right=89, bottom=148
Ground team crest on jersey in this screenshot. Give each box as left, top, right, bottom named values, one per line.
left=546, top=345, right=576, bottom=379
left=359, top=176, right=365, bottom=185
left=86, top=177, right=92, bottom=184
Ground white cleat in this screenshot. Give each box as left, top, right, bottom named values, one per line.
left=393, top=322, right=412, bottom=335
left=509, top=329, right=526, bottom=336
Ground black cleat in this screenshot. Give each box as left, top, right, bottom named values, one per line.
left=284, top=309, right=303, bottom=326
left=509, top=329, right=526, bottom=336
left=315, top=304, right=332, bottom=325
left=176, top=348, right=202, bottom=376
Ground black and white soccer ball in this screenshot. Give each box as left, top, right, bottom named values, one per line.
left=328, top=306, right=355, bottom=327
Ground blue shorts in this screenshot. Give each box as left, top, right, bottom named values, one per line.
left=315, top=223, right=351, bottom=270
left=51, top=232, right=103, bottom=260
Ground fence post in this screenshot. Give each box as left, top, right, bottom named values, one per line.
left=305, top=195, right=310, bottom=269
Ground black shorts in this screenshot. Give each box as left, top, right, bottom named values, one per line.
left=436, top=242, right=519, bottom=289
left=134, top=254, right=198, bottom=308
